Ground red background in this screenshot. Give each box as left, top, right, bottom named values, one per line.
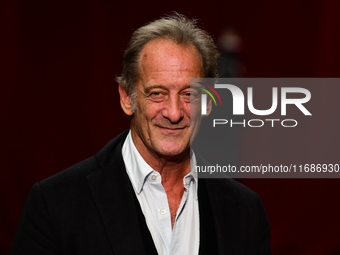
left=2, top=0, right=340, bottom=254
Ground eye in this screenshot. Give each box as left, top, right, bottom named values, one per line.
left=151, top=92, right=162, bottom=96
left=148, top=91, right=167, bottom=102
left=182, top=89, right=200, bottom=102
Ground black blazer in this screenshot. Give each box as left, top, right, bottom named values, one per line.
left=12, top=131, right=271, bottom=254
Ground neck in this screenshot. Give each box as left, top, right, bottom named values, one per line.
left=153, top=156, right=191, bottom=184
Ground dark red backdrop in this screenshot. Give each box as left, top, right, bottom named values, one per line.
left=2, top=0, right=340, bottom=254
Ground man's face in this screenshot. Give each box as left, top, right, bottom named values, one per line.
left=119, top=39, right=207, bottom=162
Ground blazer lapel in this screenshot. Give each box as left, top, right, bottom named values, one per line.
left=86, top=131, right=157, bottom=255
left=204, top=178, right=243, bottom=255
left=196, top=153, right=240, bottom=254
left=87, top=155, right=147, bottom=254
left=198, top=178, right=218, bottom=255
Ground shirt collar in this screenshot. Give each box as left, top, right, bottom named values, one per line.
left=122, top=131, right=153, bottom=194
left=122, top=130, right=198, bottom=199
left=190, top=152, right=198, bottom=200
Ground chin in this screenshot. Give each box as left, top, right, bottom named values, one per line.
left=156, top=143, right=189, bottom=157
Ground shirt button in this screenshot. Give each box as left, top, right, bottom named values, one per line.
left=160, top=208, right=166, bottom=215
left=151, top=175, right=157, bottom=181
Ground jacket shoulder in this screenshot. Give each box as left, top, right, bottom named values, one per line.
left=39, top=156, right=100, bottom=191
left=39, top=130, right=129, bottom=191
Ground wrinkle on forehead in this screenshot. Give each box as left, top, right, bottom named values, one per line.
left=139, top=39, right=203, bottom=77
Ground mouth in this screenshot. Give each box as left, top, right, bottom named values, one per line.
left=156, top=125, right=187, bottom=131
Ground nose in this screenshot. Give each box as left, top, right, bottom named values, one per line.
left=162, top=96, right=184, bottom=124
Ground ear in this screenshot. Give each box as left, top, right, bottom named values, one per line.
left=118, top=86, right=133, bottom=116
left=205, top=97, right=213, bottom=116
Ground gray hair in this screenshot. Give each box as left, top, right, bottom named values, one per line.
left=116, top=13, right=219, bottom=97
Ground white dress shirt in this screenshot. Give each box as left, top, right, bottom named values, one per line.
left=122, top=131, right=199, bottom=255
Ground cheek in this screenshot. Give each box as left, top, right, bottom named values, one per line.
left=188, top=102, right=201, bottom=118
left=135, top=104, right=161, bottom=125
left=148, top=103, right=167, bottom=117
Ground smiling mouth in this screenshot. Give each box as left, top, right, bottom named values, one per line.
left=157, top=126, right=186, bottom=131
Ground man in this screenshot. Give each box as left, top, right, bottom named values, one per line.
left=12, top=14, right=271, bottom=254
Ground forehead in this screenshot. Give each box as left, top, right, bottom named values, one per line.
left=138, top=39, right=203, bottom=77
